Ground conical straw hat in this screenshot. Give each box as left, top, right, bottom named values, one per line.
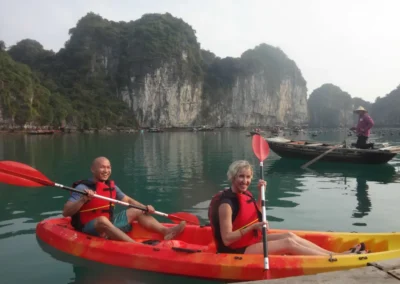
left=354, top=106, right=367, bottom=113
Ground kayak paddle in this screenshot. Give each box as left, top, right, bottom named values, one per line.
left=252, top=134, right=270, bottom=270
left=0, top=160, right=200, bottom=225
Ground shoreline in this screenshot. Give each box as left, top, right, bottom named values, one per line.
left=1, top=125, right=399, bottom=135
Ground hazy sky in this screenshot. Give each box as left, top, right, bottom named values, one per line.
left=1, top=0, right=399, bottom=102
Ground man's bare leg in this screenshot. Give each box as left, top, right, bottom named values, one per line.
left=93, top=216, right=135, bottom=242
left=126, top=208, right=186, bottom=240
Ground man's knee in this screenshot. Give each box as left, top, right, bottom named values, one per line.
left=126, top=208, right=143, bottom=222
left=95, top=216, right=113, bottom=230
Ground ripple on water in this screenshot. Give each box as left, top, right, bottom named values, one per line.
left=0, top=217, right=36, bottom=240
left=40, top=211, right=63, bottom=216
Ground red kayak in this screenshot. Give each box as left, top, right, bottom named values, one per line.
left=36, top=217, right=400, bottom=282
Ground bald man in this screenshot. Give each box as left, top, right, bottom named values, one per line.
left=62, top=157, right=186, bottom=242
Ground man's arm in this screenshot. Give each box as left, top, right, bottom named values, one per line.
left=115, top=186, right=146, bottom=208
left=366, top=115, right=374, bottom=130
left=62, top=184, right=94, bottom=217
left=63, top=198, right=87, bottom=217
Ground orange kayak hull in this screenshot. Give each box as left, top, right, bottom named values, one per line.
left=36, top=217, right=400, bottom=281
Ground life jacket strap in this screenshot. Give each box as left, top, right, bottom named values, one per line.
left=79, top=204, right=115, bottom=213
left=234, top=218, right=259, bottom=232
left=103, top=187, right=115, bottom=191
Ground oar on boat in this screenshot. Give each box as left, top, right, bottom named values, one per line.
left=0, top=160, right=200, bottom=225
left=300, top=144, right=342, bottom=169
left=252, top=134, right=271, bottom=271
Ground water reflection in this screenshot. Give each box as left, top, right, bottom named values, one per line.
left=352, top=176, right=371, bottom=222
left=265, top=158, right=399, bottom=226
left=266, top=158, right=398, bottom=184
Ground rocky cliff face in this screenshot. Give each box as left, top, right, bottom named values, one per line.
left=308, top=84, right=354, bottom=128
left=118, top=63, right=308, bottom=128
left=120, top=60, right=203, bottom=128
left=199, top=44, right=309, bottom=128
left=307, top=83, right=400, bottom=128
left=204, top=74, right=307, bottom=127
left=3, top=13, right=309, bottom=129
left=370, top=86, right=400, bottom=126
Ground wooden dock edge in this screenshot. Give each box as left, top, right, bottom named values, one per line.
left=232, top=258, right=400, bottom=283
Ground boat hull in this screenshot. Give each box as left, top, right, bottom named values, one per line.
left=36, top=217, right=400, bottom=281
left=267, top=139, right=399, bottom=164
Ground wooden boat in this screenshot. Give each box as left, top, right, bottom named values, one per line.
left=265, top=137, right=400, bottom=164
left=27, top=130, right=55, bottom=135
left=36, top=217, right=400, bottom=282
left=192, top=126, right=215, bottom=132
left=249, top=129, right=265, bottom=136
left=148, top=128, right=164, bottom=133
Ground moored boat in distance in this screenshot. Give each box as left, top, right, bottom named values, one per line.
left=148, top=127, right=164, bottom=133
left=248, top=128, right=265, bottom=136
left=27, top=130, right=55, bottom=135
left=191, top=125, right=215, bottom=132
left=265, top=137, right=400, bottom=164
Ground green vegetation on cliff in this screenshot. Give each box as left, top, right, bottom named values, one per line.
left=121, top=13, right=202, bottom=86
left=202, top=43, right=306, bottom=104
left=371, top=86, right=400, bottom=126
left=0, top=50, right=70, bottom=126
left=1, top=12, right=307, bottom=129
left=240, top=44, right=306, bottom=93
left=2, top=12, right=205, bottom=129
left=308, top=84, right=353, bottom=128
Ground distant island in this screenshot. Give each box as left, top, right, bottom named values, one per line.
left=308, top=84, right=400, bottom=128
left=0, top=12, right=399, bottom=131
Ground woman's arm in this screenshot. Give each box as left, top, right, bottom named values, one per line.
left=219, top=203, right=258, bottom=246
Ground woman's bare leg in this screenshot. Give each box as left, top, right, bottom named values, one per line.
left=245, top=237, right=330, bottom=256
left=268, top=232, right=360, bottom=255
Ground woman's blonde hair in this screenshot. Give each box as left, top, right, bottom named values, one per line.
left=227, top=160, right=253, bottom=182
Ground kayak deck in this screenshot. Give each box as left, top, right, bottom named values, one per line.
left=36, top=217, right=400, bottom=281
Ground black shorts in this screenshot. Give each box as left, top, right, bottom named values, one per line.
left=218, top=246, right=247, bottom=254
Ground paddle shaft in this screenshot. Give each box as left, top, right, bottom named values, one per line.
left=0, top=161, right=199, bottom=224
left=259, top=161, right=269, bottom=270
left=54, top=183, right=171, bottom=217
left=300, top=144, right=341, bottom=169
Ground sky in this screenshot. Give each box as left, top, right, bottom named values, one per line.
left=1, top=0, right=399, bottom=102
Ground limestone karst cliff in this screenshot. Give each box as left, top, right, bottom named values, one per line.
left=1, top=12, right=308, bottom=129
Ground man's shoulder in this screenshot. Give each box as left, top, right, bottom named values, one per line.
left=72, top=178, right=94, bottom=187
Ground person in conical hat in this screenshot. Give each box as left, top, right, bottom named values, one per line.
left=350, top=106, right=374, bottom=149
left=353, top=106, right=367, bottom=113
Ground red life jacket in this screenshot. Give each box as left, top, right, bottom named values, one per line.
left=70, top=180, right=116, bottom=231
left=208, top=188, right=261, bottom=251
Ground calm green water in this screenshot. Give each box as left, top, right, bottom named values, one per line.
left=0, top=129, right=399, bottom=284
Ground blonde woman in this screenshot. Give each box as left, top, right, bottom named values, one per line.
left=208, top=160, right=366, bottom=255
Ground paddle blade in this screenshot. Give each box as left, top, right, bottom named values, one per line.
left=252, top=135, right=270, bottom=161
left=0, top=161, right=54, bottom=187
left=168, top=212, right=200, bottom=225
